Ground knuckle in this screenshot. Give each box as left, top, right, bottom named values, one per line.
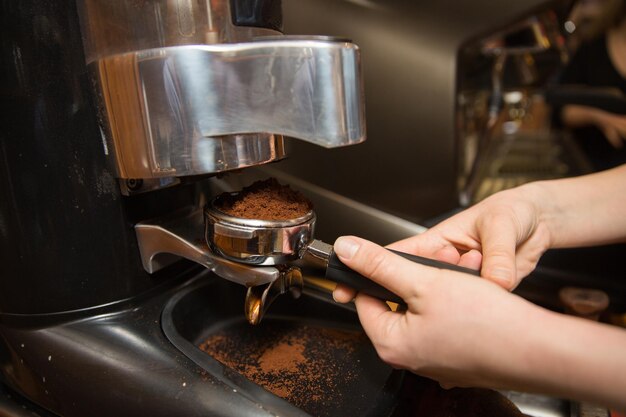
left=488, top=250, right=514, bottom=263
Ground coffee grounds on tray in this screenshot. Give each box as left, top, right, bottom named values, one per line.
left=215, top=178, right=313, bottom=220
left=198, top=322, right=369, bottom=417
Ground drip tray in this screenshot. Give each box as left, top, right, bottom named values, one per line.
left=161, top=276, right=403, bottom=417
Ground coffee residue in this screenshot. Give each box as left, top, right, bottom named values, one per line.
left=215, top=178, right=313, bottom=220
left=258, top=340, right=306, bottom=373
left=198, top=322, right=368, bottom=416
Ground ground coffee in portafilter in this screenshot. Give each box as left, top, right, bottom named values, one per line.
left=215, top=178, right=313, bottom=221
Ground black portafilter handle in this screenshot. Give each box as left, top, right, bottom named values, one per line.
left=326, top=249, right=481, bottom=306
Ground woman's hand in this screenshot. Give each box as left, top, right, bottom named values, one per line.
left=332, top=236, right=546, bottom=388
left=334, top=184, right=553, bottom=308
left=595, top=111, right=626, bottom=148
left=562, top=105, right=626, bottom=148
left=335, top=165, right=626, bottom=302
left=331, top=236, right=626, bottom=411
left=391, top=184, right=553, bottom=290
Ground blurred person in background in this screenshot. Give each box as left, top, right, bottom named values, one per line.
left=549, top=0, right=626, bottom=170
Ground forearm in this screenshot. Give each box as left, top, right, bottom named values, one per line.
left=513, top=306, right=626, bottom=411
left=520, top=165, right=626, bottom=248
left=560, top=104, right=604, bottom=129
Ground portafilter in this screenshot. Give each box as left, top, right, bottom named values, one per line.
left=204, top=193, right=479, bottom=324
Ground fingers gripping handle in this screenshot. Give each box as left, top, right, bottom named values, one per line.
left=326, top=249, right=480, bottom=305
left=327, top=250, right=405, bottom=305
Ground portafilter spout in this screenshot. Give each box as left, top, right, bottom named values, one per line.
left=245, top=267, right=303, bottom=325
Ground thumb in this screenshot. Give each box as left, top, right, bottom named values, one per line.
left=477, top=217, right=518, bottom=290
left=333, top=236, right=436, bottom=302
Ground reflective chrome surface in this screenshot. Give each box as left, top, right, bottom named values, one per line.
left=135, top=208, right=281, bottom=286
left=457, top=12, right=568, bottom=205
left=94, top=38, right=365, bottom=179
left=77, top=0, right=282, bottom=63
left=204, top=198, right=315, bottom=266
left=135, top=207, right=309, bottom=325
left=300, top=239, right=333, bottom=270
left=500, top=391, right=571, bottom=417
left=244, top=267, right=303, bottom=325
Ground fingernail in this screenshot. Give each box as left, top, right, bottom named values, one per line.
left=334, top=236, right=360, bottom=260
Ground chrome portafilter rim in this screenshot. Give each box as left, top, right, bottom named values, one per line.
left=204, top=193, right=316, bottom=266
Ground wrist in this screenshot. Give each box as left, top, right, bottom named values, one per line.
left=514, top=181, right=558, bottom=248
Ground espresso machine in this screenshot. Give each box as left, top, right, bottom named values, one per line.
left=0, top=1, right=413, bottom=416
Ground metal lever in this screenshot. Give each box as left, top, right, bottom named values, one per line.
left=135, top=208, right=304, bottom=325
left=135, top=207, right=281, bottom=287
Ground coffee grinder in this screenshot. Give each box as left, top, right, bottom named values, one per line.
left=0, top=1, right=395, bottom=416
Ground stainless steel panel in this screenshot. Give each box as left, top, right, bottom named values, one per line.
left=93, top=38, right=365, bottom=178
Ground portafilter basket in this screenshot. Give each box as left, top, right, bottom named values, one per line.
left=204, top=192, right=316, bottom=266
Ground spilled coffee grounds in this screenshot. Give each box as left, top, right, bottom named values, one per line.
left=214, top=178, right=313, bottom=220
left=198, top=321, right=371, bottom=416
